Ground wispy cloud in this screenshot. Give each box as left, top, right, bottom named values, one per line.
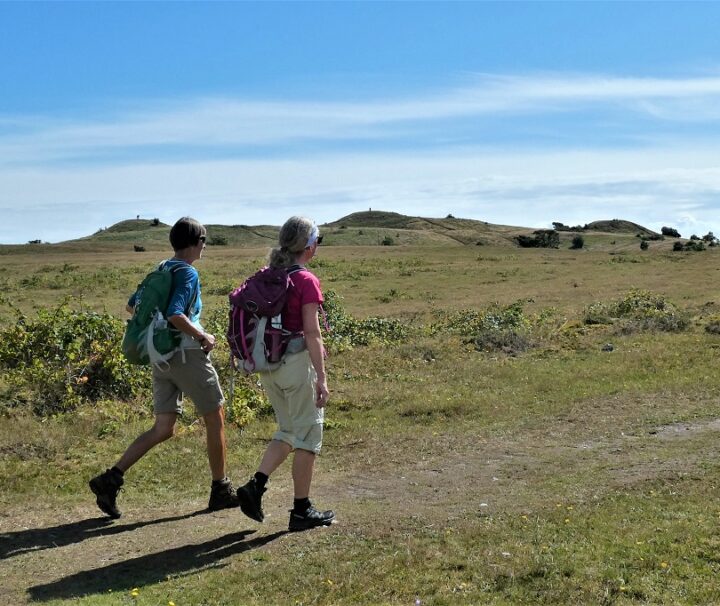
left=3, top=145, right=720, bottom=242
left=3, top=73, right=720, bottom=165
left=4, top=72, right=720, bottom=242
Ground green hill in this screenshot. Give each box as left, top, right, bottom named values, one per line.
left=583, top=219, right=660, bottom=237
left=1, top=211, right=669, bottom=253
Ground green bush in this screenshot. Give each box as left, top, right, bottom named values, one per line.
left=516, top=230, right=560, bottom=249
left=321, top=290, right=409, bottom=351
left=583, top=289, right=688, bottom=332
left=473, top=329, right=532, bottom=355
left=570, top=234, right=584, bottom=249
left=430, top=301, right=536, bottom=354
left=685, top=240, right=706, bottom=251
left=0, top=299, right=148, bottom=415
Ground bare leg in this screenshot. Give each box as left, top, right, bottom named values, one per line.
left=258, top=439, right=293, bottom=477
left=203, top=406, right=227, bottom=481
left=292, top=449, right=316, bottom=499
left=115, top=412, right=177, bottom=472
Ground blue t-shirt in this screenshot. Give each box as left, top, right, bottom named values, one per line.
left=128, top=259, right=202, bottom=324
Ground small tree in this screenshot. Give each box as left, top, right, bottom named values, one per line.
left=686, top=240, right=706, bottom=251
left=570, top=234, right=584, bottom=250
left=673, top=241, right=685, bottom=251
left=516, top=230, right=560, bottom=249
left=661, top=226, right=681, bottom=238
left=640, top=240, right=649, bottom=251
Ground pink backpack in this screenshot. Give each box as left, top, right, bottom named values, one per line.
left=227, top=265, right=304, bottom=373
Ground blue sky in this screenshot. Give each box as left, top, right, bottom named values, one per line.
left=3, top=2, right=720, bottom=243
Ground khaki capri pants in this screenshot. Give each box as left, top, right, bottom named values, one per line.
left=260, top=350, right=324, bottom=454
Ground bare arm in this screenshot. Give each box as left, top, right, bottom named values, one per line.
left=301, top=302, right=328, bottom=408
left=168, top=313, right=215, bottom=353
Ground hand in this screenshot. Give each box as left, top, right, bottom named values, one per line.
left=200, top=332, right=216, bottom=353
left=315, top=380, right=329, bottom=408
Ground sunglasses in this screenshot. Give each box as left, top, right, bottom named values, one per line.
left=199, top=235, right=206, bottom=244
left=316, top=235, right=323, bottom=245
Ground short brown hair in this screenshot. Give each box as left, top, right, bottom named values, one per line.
left=169, top=217, right=205, bottom=251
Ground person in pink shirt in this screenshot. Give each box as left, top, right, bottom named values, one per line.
left=236, top=216, right=335, bottom=531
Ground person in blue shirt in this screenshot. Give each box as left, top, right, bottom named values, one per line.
left=89, top=217, right=238, bottom=519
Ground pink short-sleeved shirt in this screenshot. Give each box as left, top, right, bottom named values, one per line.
left=283, top=269, right=323, bottom=332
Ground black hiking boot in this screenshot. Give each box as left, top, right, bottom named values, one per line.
left=89, top=468, right=124, bottom=519
left=236, top=477, right=266, bottom=522
left=208, top=478, right=240, bottom=511
left=288, top=505, right=335, bottom=532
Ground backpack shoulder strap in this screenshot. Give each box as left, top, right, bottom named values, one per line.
left=162, top=259, right=198, bottom=317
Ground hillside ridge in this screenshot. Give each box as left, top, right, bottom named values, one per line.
left=4, top=210, right=667, bottom=252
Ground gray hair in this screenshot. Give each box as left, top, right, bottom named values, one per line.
left=268, top=216, right=315, bottom=268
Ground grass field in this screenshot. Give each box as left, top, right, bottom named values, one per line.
left=2, top=235, right=720, bottom=605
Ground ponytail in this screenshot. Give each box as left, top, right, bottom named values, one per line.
left=268, top=216, right=315, bottom=268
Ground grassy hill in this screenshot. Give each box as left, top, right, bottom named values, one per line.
left=0, top=210, right=676, bottom=253
left=583, top=219, right=660, bottom=237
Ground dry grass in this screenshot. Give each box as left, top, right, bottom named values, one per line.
left=2, top=242, right=720, bottom=604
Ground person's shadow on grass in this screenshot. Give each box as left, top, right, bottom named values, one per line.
left=0, top=510, right=207, bottom=560
left=27, top=528, right=287, bottom=602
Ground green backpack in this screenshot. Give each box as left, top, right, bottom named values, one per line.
left=121, top=261, right=185, bottom=367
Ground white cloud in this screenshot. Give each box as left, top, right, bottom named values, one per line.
left=4, top=73, right=720, bottom=164
left=3, top=145, right=720, bottom=243
left=4, top=72, right=720, bottom=242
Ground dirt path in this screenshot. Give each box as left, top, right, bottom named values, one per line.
left=3, top=395, right=719, bottom=604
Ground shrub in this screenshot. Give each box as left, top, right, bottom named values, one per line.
left=661, top=226, right=681, bottom=238
left=133, top=245, right=146, bottom=252
left=570, top=234, right=584, bottom=250
left=685, top=240, right=706, bottom=251
left=516, top=230, right=560, bottom=248
left=583, top=289, right=688, bottom=332
left=473, top=329, right=532, bottom=355
left=429, top=301, right=536, bottom=354
left=0, top=300, right=148, bottom=415
left=209, top=235, right=228, bottom=246
left=705, top=315, right=720, bottom=334
left=640, top=240, right=649, bottom=250
left=321, top=290, right=409, bottom=351
left=673, top=242, right=685, bottom=251
left=151, top=218, right=160, bottom=226
left=552, top=222, right=584, bottom=232
left=381, top=236, right=395, bottom=246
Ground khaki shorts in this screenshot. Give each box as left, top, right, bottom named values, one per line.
left=152, top=348, right=224, bottom=416
left=260, top=350, right=324, bottom=453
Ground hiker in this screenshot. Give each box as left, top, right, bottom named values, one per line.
left=236, top=216, right=335, bottom=531
left=89, top=217, right=238, bottom=518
